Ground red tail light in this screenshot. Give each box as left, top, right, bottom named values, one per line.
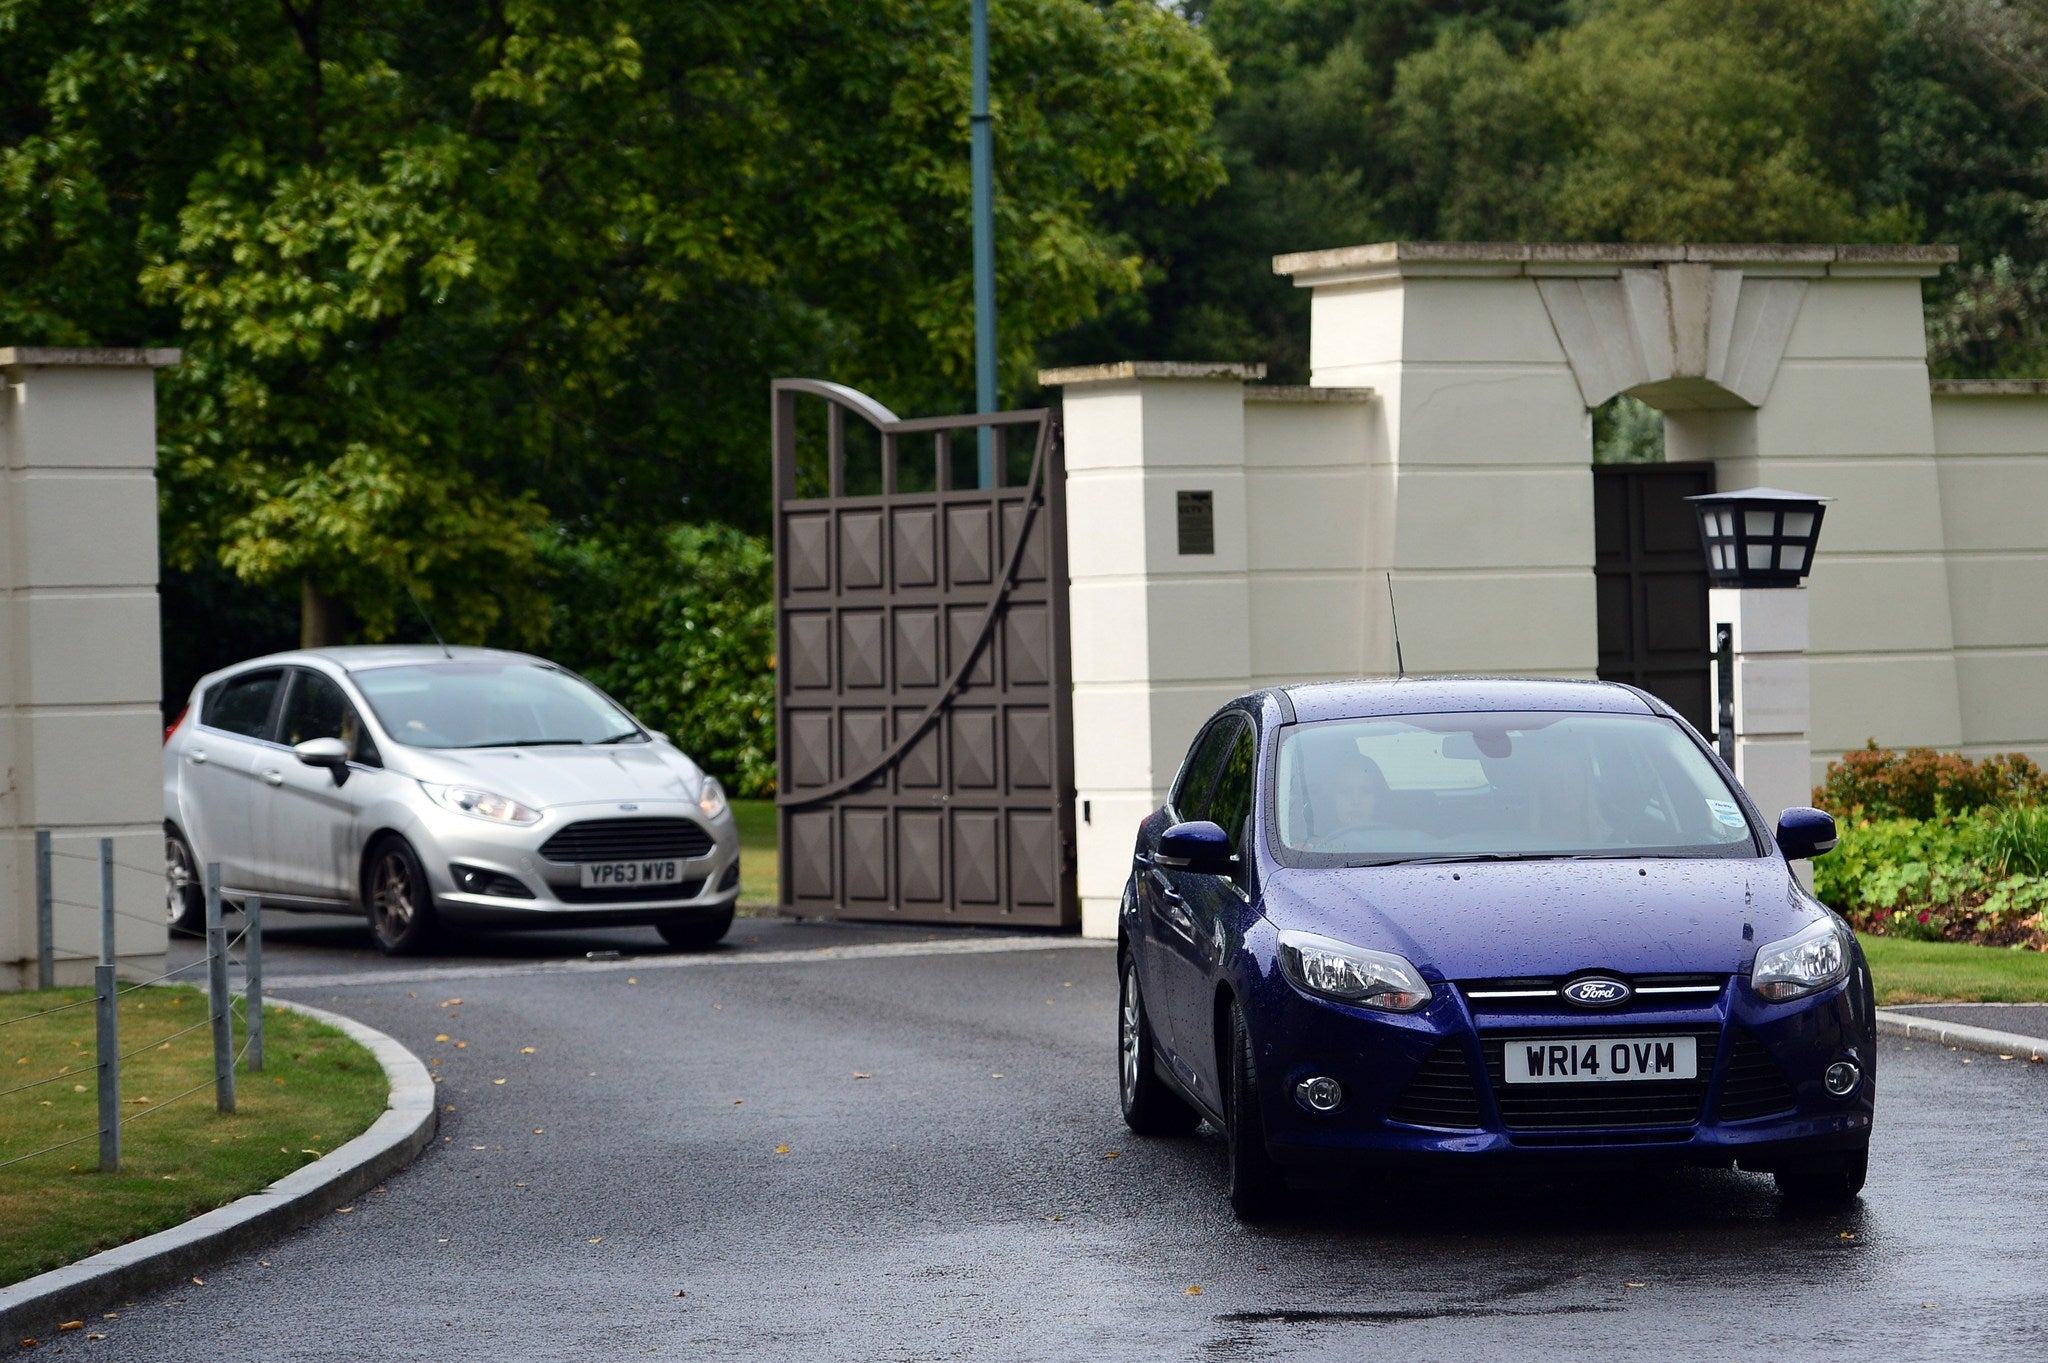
left=164, top=705, right=188, bottom=744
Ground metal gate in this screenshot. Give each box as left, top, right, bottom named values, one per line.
left=771, top=380, right=1077, bottom=927
left=1593, top=462, right=1716, bottom=733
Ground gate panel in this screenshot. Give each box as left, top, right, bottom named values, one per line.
left=773, top=380, right=1076, bottom=927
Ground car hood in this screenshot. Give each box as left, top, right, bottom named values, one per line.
left=390, top=742, right=707, bottom=811
left=1258, top=856, right=1822, bottom=980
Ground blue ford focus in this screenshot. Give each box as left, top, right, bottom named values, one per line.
left=1117, top=678, right=1873, bottom=1220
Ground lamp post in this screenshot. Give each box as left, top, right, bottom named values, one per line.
left=1687, top=488, right=1832, bottom=868
left=970, top=0, right=997, bottom=488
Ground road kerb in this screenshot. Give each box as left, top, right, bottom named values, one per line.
left=1876, top=1008, right=2048, bottom=1063
left=0, top=997, right=436, bottom=1339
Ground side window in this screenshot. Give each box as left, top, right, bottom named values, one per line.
left=277, top=670, right=377, bottom=764
left=201, top=670, right=283, bottom=740
left=1208, top=722, right=1259, bottom=857
left=1171, top=718, right=1240, bottom=822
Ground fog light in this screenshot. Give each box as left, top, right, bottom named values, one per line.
left=1824, top=1060, right=1861, bottom=1097
left=1295, top=1076, right=1343, bottom=1112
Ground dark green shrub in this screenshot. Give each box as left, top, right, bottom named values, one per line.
left=541, top=524, right=776, bottom=796
left=1812, top=740, right=2048, bottom=819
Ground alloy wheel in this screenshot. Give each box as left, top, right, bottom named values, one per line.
left=372, top=849, right=418, bottom=934
left=1120, top=964, right=1143, bottom=1104
left=164, top=833, right=202, bottom=929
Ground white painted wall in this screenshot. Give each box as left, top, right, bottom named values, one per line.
left=2, top=348, right=177, bottom=985
left=1048, top=243, right=2048, bottom=938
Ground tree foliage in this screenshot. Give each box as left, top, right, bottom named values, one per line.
left=0, top=0, right=1225, bottom=643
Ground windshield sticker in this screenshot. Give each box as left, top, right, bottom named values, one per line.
left=1706, top=799, right=1746, bottom=829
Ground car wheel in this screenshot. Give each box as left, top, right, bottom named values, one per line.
left=164, top=827, right=206, bottom=935
left=657, top=905, right=735, bottom=952
left=1224, top=1002, right=1287, bottom=1221
left=367, top=837, right=438, bottom=956
left=1119, top=956, right=1200, bottom=1136
left=1774, top=1145, right=1869, bottom=1205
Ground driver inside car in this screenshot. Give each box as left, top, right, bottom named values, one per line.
left=1307, top=752, right=1392, bottom=850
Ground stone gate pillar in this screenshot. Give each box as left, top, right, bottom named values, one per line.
left=1, top=347, right=179, bottom=987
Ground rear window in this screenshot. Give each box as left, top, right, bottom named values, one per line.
left=201, top=670, right=283, bottom=739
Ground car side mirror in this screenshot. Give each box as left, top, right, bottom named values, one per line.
left=294, top=737, right=351, bottom=785
left=1776, top=807, right=1838, bottom=861
left=1156, top=820, right=1236, bottom=877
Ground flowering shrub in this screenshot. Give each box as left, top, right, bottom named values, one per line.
left=1813, top=740, right=2048, bottom=820
left=1814, top=810, right=2048, bottom=949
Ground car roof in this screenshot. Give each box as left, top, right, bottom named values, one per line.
left=1274, top=676, right=1661, bottom=724
left=215, top=645, right=546, bottom=677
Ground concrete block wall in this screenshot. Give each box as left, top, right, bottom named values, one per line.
left=2, top=348, right=177, bottom=986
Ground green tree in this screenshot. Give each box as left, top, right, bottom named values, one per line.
left=0, top=1, right=1225, bottom=643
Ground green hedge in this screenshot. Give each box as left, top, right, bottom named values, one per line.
left=541, top=525, right=777, bottom=797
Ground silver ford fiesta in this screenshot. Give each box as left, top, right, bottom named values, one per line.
left=162, top=646, right=741, bottom=954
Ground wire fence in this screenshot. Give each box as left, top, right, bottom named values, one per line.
left=3, top=839, right=264, bottom=1173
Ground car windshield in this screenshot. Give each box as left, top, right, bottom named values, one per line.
left=1272, top=710, right=1758, bottom=863
left=351, top=662, right=642, bottom=749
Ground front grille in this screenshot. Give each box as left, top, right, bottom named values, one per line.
left=1483, top=1029, right=1719, bottom=1131
left=539, top=818, right=714, bottom=864
left=556, top=877, right=706, bottom=904
left=1387, top=1042, right=1483, bottom=1130
left=1715, top=1029, right=1799, bottom=1121
left=1460, top=974, right=1726, bottom=1013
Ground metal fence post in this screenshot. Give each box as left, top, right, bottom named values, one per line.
left=245, top=896, right=264, bottom=1072
left=35, top=829, right=54, bottom=990
left=205, top=863, right=236, bottom=1113
left=96, top=838, right=120, bottom=1171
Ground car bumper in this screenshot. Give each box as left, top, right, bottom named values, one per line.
left=1246, top=970, right=1875, bottom=1174
left=412, top=800, right=742, bottom=929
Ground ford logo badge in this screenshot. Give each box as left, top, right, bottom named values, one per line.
left=1562, top=977, right=1631, bottom=1008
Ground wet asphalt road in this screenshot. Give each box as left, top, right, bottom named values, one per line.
left=56, top=913, right=2048, bottom=1361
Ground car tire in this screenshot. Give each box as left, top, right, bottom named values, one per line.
left=164, top=827, right=206, bottom=936
left=1224, top=1002, right=1287, bottom=1221
left=367, top=836, right=438, bottom=956
left=1774, top=1145, right=1869, bottom=1205
left=657, top=905, right=735, bottom=952
left=1119, top=955, right=1200, bottom=1137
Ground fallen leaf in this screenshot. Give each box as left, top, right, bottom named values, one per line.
left=473, top=1145, right=487, bottom=1151
left=521, top=1047, right=536, bottom=1055
left=628, top=977, right=638, bottom=985
left=57, top=1322, right=82, bottom=1332
left=853, top=1072, right=872, bottom=1080
left=19, top=1338, right=36, bottom=1349
left=1839, top=1232, right=1857, bottom=1241
left=991, top=1072, right=1004, bottom=1079
left=1999, top=1054, right=2014, bottom=1061
left=774, top=1144, right=791, bottom=1155
left=191, top=1278, right=204, bottom=1286
left=88, top=1334, right=107, bottom=1341
left=439, top=999, right=462, bottom=1007
left=1103, top=1151, right=1120, bottom=1160
left=675, top=1290, right=687, bottom=1298
left=732, top=1099, right=743, bottom=1105
left=455, top=1041, right=467, bottom=1049
left=493, top=1078, right=507, bottom=1086
left=1047, top=1215, right=1063, bottom=1222
left=588, top=1236, right=603, bottom=1244
left=336, top=1207, right=354, bottom=1215
left=1186, top=1286, right=1202, bottom=1296
left=1624, top=1282, right=1644, bottom=1289
left=533, top=1128, right=545, bottom=1135
left=434, top=1034, right=450, bottom=1043
left=444, top=1105, right=456, bottom=1112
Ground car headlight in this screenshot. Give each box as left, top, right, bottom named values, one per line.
left=1751, top=915, right=1854, bottom=1002
left=697, top=776, right=728, bottom=821
left=422, top=782, right=541, bottom=825
left=1277, top=930, right=1432, bottom=1012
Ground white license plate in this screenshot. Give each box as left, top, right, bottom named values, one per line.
left=1503, top=1036, right=1698, bottom=1085
left=578, top=858, right=688, bottom=889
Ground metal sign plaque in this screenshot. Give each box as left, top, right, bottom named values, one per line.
left=1177, top=490, right=1214, bottom=555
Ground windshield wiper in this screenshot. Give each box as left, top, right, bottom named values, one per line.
left=595, top=730, right=646, bottom=744
left=1348, top=852, right=1600, bottom=868
left=466, top=738, right=588, bottom=748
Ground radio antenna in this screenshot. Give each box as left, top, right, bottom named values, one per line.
left=406, top=584, right=454, bottom=660
left=1386, top=573, right=1406, bottom=678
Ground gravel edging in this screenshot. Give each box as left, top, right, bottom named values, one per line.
left=0, top=997, right=436, bottom=1340
left=1876, top=1007, right=2048, bottom=1063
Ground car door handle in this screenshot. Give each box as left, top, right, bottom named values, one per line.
left=187, top=750, right=208, bottom=765
left=261, top=768, right=284, bottom=786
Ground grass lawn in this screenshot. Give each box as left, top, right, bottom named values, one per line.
left=1859, top=934, right=2048, bottom=1005
left=0, top=985, right=387, bottom=1286
left=732, top=797, right=778, bottom=911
